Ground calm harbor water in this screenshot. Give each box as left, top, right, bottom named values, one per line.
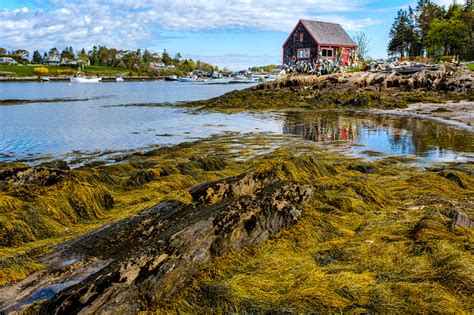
left=0, top=81, right=473, bottom=163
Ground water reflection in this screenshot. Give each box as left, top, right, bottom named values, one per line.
left=283, top=111, right=473, bottom=161
left=1, top=82, right=472, bottom=163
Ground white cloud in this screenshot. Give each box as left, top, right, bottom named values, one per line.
left=433, top=0, right=457, bottom=6
left=0, top=0, right=384, bottom=52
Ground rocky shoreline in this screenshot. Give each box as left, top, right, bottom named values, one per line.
left=0, top=67, right=473, bottom=313
left=179, top=64, right=472, bottom=112
left=0, top=132, right=473, bottom=313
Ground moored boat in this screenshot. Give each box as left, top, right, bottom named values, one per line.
left=178, top=76, right=207, bottom=82
left=70, top=76, right=102, bottom=83
left=164, top=75, right=179, bottom=81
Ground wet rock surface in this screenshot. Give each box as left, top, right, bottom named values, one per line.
left=0, top=166, right=315, bottom=313
left=0, top=160, right=69, bottom=187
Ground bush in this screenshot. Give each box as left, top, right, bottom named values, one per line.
left=33, top=67, right=49, bottom=76
left=57, top=69, right=75, bottom=76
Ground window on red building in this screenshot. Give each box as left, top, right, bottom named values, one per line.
left=297, top=48, right=310, bottom=59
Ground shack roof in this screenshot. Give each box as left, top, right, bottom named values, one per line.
left=288, top=19, right=356, bottom=47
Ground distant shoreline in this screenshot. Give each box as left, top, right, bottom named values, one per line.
left=0, top=75, right=162, bottom=82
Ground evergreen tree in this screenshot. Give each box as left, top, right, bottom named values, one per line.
left=61, top=47, right=74, bottom=60
left=388, top=10, right=415, bottom=57
left=162, top=49, right=172, bottom=65
left=32, top=50, right=42, bottom=63
left=415, top=0, right=445, bottom=39
left=89, top=46, right=99, bottom=65
left=143, top=49, right=152, bottom=64
left=407, top=6, right=423, bottom=56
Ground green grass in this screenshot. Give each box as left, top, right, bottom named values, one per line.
left=467, top=63, right=474, bottom=72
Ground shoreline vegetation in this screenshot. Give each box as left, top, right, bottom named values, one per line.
left=1, top=46, right=222, bottom=81
left=0, top=64, right=172, bottom=81
left=0, top=65, right=473, bottom=313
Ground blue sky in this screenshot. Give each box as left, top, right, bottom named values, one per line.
left=0, top=0, right=455, bottom=69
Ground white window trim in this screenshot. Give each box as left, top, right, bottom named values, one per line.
left=297, top=48, right=311, bottom=59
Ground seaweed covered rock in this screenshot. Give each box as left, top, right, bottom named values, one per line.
left=0, top=160, right=317, bottom=314
left=125, top=169, right=156, bottom=187
left=264, top=65, right=472, bottom=94
left=0, top=161, right=115, bottom=248
left=182, top=66, right=472, bottom=112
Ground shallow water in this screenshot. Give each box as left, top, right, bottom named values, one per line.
left=0, top=81, right=274, bottom=160
left=282, top=111, right=474, bottom=163
left=0, top=81, right=473, bottom=163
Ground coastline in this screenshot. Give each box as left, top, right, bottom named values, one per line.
left=0, top=67, right=473, bottom=313
left=0, top=75, right=163, bottom=82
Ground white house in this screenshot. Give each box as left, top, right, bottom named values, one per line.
left=0, top=57, right=18, bottom=65
left=42, top=55, right=61, bottom=65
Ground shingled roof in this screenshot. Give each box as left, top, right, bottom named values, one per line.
left=300, top=20, right=356, bottom=46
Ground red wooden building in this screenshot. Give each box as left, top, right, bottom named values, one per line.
left=282, top=19, right=357, bottom=67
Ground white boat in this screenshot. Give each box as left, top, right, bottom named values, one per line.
left=233, top=75, right=248, bottom=81
left=250, top=75, right=265, bottom=82
left=178, top=76, right=207, bottom=83
left=70, top=76, right=102, bottom=83
left=116, top=77, right=124, bottom=82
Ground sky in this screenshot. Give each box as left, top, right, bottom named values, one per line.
left=0, top=0, right=457, bottom=70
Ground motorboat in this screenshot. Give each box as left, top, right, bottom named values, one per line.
left=116, top=76, right=124, bottom=82
left=70, top=76, right=102, bottom=83
left=233, top=75, right=248, bottom=81
left=164, top=75, right=179, bottom=81
left=178, top=76, right=207, bottom=82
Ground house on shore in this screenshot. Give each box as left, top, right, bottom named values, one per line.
left=282, top=20, right=357, bottom=67
left=0, top=57, right=18, bottom=65
left=42, top=55, right=61, bottom=65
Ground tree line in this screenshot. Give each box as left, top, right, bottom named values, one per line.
left=388, top=0, right=473, bottom=60
left=0, top=46, right=218, bottom=73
